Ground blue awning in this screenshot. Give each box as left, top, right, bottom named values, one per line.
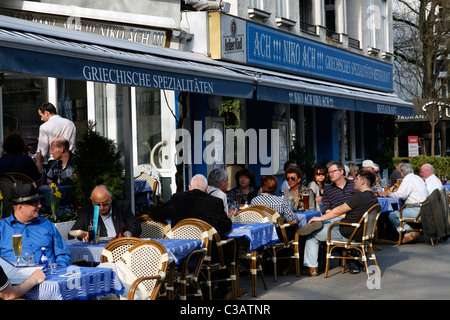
left=256, top=74, right=413, bottom=117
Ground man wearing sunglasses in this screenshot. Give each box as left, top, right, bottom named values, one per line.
left=0, top=183, right=71, bottom=266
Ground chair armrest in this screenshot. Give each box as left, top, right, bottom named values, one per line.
left=128, top=275, right=163, bottom=300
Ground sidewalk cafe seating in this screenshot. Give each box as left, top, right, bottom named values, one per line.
left=324, top=203, right=381, bottom=279
left=231, top=208, right=268, bottom=295
left=165, top=218, right=208, bottom=300
left=250, top=205, right=298, bottom=281
left=121, top=240, right=169, bottom=300
left=137, top=215, right=171, bottom=239
left=407, top=188, right=450, bottom=246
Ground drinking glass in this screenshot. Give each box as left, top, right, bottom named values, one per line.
left=12, top=234, right=22, bottom=266
left=21, top=250, right=34, bottom=266
left=235, top=194, right=243, bottom=205
left=53, top=168, right=62, bottom=185
left=302, top=192, right=310, bottom=211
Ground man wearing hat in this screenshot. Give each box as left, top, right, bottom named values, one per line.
left=0, top=183, right=71, bottom=266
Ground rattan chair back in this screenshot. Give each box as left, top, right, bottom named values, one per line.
left=231, top=207, right=269, bottom=223
left=137, top=215, right=171, bottom=239
left=121, top=240, right=169, bottom=300
left=101, top=237, right=142, bottom=263
left=134, top=172, right=158, bottom=203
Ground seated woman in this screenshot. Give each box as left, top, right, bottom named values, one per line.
left=227, top=168, right=259, bottom=206
left=283, top=167, right=315, bottom=211
left=308, top=165, right=327, bottom=211
left=250, top=175, right=298, bottom=239
left=0, top=132, right=43, bottom=185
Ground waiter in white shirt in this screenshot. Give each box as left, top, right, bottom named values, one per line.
left=379, top=163, right=428, bottom=243
left=35, top=102, right=76, bottom=171
left=420, top=163, right=444, bottom=194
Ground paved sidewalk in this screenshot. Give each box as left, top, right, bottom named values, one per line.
left=238, top=241, right=450, bottom=300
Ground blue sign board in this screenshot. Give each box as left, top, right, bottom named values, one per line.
left=247, top=23, right=394, bottom=92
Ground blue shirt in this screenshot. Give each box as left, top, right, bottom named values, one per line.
left=0, top=215, right=72, bottom=266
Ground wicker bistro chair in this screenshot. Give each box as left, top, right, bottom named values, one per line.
left=231, top=208, right=268, bottom=297
left=8, top=172, right=35, bottom=184
left=324, top=204, right=382, bottom=279
left=250, top=205, right=299, bottom=281
left=137, top=215, right=171, bottom=239
left=193, top=219, right=237, bottom=300
left=101, top=237, right=143, bottom=263
left=121, top=240, right=169, bottom=300
left=134, top=172, right=158, bottom=205
left=165, top=219, right=209, bottom=300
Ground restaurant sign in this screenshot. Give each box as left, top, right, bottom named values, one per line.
left=209, top=12, right=393, bottom=93
left=0, top=8, right=167, bottom=47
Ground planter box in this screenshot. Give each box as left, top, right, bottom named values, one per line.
left=54, top=220, right=76, bottom=241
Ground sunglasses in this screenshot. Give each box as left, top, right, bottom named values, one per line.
left=316, top=173, right=326, bottom=176
left=286, top=177, right=298, bottom=181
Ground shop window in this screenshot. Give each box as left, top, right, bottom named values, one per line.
left=135, top=87, right=161, bottom=166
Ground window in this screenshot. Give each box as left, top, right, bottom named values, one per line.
left=277, top=0, right=288, bottom=18
left=325, top=0, right=336, bottom=32
left=249, top=0, right=263, bottom=9
left=380, top=0, right=388, bottom=52
left=299, top=0, right=315, bottom=33
left=135, top=87, right=161, bottom=166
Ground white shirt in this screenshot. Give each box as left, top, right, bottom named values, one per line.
left=37, top=115, right=76, bottom=160
left=390, top=173, right=428, bottom=204
left=424, top=174, right=443, bottom=194
left=208, top=186, right=228, bottom=213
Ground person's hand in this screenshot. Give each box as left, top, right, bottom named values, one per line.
left=80, top=231, right=89, bottom=242
left=308, top=216, right=321, bottom=224
left=29, top=270, right=46, bottom=286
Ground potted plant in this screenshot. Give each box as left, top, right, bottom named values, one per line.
left=72, top=120, right=124, bottom=208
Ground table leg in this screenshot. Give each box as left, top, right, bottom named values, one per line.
left=166, top=263, right=175, bottom=300
left=251, top=251, right=257, bottom=297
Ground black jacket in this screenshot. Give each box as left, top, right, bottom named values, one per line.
left=148, top=189, right=231, bottom=239
left=70, top=200, right=141, bottom=238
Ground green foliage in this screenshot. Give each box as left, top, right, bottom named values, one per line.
left=72, top=121, right=124, bottom=207
left=289, top=143, right=316, bottom=182
left=409, top=155, right=450, bottom=176
left=219, top=99, right=240, bottom=129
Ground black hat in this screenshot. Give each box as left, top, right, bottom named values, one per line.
left=11, top=183, right=44, bottom=205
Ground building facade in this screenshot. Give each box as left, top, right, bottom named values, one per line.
left=0, top=0, right=412, bottom=205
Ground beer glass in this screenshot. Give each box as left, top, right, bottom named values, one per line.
left=12, top=233, right=22, bottom=266
left=302, top=192, right=310, bottom=211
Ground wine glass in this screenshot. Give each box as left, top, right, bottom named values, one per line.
left=21, top=250, right=34, bottom=266
left=12, top=233, right=22, bottom=266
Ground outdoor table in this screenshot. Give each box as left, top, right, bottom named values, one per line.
left=378, top=197, right=404, bottom=213
left=295, top=210, right=321, bottom=227
left=134, top=179, right=152, bottom=206
left=23, top=266, right=124, bottom=300
left=443, top=184, right=450, bottom=193
left=227, top=223, right=278, bottom=297
left=65, top=238, right=203, bottom=265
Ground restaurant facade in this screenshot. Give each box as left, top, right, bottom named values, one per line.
left=0, top=0, right=412, bottom=206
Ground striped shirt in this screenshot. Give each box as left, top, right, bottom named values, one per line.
left=321, top=178, right=356, bottom=214
left=250, top=193, right=297, bottom=223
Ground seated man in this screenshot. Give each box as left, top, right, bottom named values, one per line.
left=149, top=174, right=231, bottom=239
left=70, top=185, right=142, bottom=241
left=46, top=137, right=76, bottom=185
left=0, top=183, right=72, bottom=266
left=420, top=163, right=443, bottom=194
left=379, top=163, right=428, bottom=243
left=0, top=266, right=45, bottom=300
left=301, top=170, right=378, bottom=276
left=207, top=168, right=230, bottom=214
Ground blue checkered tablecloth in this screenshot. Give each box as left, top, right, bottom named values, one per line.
left=65, top=238, right=203, bottom=265
left=227, top=223, right=278, bottom=252
left=24, top=266, right=124, bottom=300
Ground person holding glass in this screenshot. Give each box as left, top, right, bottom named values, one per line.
left=227, top=168, right=259, bottom=206
left=0, top=183, right=71, bottom=266
left=283, top=167, right=315, bottom=212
